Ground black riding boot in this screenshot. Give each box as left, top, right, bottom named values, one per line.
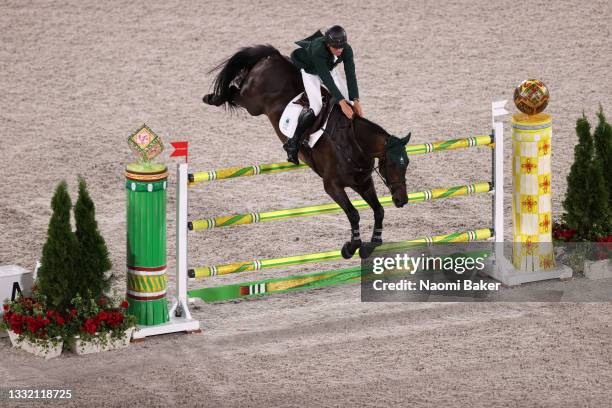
left=283, top=108, right=316, bottom=165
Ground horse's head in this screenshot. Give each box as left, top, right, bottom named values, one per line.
left=379, top=133, right=411, bottom=207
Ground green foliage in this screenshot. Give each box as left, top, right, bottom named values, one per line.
left=37, top=181, right=79, bottom=311
left=37, top=178, right=114, bottom=311
left=563, top=113, right=610, bottom=241
left=3, top=179, right=136, bottom=355
left=593, top=107, right=612, bottom=233
left=74, top=176, right=111, bottom=300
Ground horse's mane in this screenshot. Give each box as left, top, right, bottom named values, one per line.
left=353, top=114, right=390, bottom=137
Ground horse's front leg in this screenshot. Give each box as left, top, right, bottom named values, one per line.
left=323, top=180, right=362, bottom=259
left=354, top=179, right=385, bottom=259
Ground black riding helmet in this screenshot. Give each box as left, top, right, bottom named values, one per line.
left=324, top=25, right=347, bottom=49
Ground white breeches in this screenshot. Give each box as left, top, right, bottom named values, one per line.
left=300, top=68, right=349, bottom=115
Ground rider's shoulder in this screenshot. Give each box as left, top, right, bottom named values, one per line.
left=310, top=37, right=329, bottom=55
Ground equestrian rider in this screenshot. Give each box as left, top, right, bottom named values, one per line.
left=283, top=25, right=364, bottom=165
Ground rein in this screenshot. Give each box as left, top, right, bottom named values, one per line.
left=322, top=111, right=396, bottom=190
left=349, top=120, right=394, bottom=190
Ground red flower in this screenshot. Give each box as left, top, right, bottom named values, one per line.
left=98, top=297, right=107, bottom=306
left=70, top=309, right=77, bottom=317
left=121, top=301, right=129, bottom=309
left=554, top=228, right=577, bottom=242
left=98, top=311, right=109, bottom=321
left=46, top=310, right=54, bottom=318
left=55, top=316, right=65, bottom=326
left=2, top=304, right=9, bottom=312
left=9, top=314, right=23, bottom=326
left=106, top=311, right=125, bottom=328
left=83, top=318, right=98, bottom=335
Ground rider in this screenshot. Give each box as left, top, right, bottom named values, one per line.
left=283, top=25, right=364, bottom=164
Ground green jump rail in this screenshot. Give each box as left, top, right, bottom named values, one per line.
left=188, top=135, right=493, bottom=184
left=189, top=182, right=492, bottom=231
left=189, top=228, right=493, bottom=279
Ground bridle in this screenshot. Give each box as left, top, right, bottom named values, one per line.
left=322, top=113, right=406, bottom=191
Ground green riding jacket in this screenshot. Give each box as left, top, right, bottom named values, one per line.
left=290, top=30, right=359, bottom=103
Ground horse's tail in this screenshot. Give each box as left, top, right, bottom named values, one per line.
left=208, top=44, right=280, bottom=109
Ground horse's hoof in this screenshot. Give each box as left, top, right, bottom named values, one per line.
left=358, top=244, right=374, bottom=259
left=341, top=241, right=360, bottom=259
left=341, top=243, right=354, bottom=259
left=359, top=239, right=383, bottom=259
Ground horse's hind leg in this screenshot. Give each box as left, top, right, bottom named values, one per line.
left=354, top=179, right=385, bottom=259
left=323, top=180, right=362, bottom=259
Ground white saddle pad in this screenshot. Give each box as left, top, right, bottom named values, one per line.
left=278, top=93, right=327, bottom=148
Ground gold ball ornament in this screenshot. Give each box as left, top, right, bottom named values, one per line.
left=513, top=79, right=550, bottom=115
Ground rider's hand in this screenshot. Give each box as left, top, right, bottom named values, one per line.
left=339, top=99, right=354, bottom=119
left=353, top=100, right=364, bottom=117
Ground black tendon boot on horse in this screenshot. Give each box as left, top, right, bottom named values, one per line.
left=283, top=108, right=316, bottom=165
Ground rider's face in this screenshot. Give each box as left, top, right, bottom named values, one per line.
left=328, top=46, right=343, bottom=56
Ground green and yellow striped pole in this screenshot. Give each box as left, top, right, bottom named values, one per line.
left=189, top=248, right=493, bottom=303
left=125, top=163, right=170, bottom=326
left=189, top=228, right=492, bottom=278
left=189, top=182, right=491, bottom=231
left=188, top=135, right=492, bottom=184
left=189, top=161, right=304, bottom=184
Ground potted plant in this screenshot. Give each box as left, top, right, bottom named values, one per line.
left=63, top=178, right=136, bottom=354
left=1, top=290, right=67, bottom=359
left=3, top=178, right=137, bottom=359
left=66, top=294, right=136, bottom=355
left=557, top=108, right=611, bottom=276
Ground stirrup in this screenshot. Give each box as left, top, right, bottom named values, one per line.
left=286, top=149, right=300, bottom=165
left=283, top=140, right=299, bottom=164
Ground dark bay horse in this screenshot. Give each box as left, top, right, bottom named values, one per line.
left=202, top=45, right=410, bottom=259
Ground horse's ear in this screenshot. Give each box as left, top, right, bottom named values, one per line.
left=402, top=132, right=411, bottom=145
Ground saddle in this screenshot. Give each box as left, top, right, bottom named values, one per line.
left=292, top=89, right=336, bottom=138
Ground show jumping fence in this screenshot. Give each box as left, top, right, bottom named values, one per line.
left=128, top=100, right=574, bottom=340
left=171, top=103, right=510, bottom=310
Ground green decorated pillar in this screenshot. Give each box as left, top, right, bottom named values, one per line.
left=125, top=125, right=200, bottom=339
left=125, top=163, right=169, bottom=325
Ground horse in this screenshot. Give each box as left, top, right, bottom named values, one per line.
left=202, top=44, right=410, bottom=259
